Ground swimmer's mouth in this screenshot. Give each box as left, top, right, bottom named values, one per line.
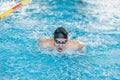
left=58, top=48, right=63, bottom=52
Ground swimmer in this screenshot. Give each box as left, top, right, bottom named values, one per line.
left=38, top=27, right=85, bottom=53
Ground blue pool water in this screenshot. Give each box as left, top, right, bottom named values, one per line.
left=0, top=0, right=120, bottom=80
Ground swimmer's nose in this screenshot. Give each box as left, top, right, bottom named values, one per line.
left=58, top=44, right=63, bottom=47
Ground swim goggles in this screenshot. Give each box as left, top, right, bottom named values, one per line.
left=55, top=40, right=67, bottom=44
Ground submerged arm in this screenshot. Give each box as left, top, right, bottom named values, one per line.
left=76, top=41, right=86, bottom=53
left=78, top=43, right=86, bottom=53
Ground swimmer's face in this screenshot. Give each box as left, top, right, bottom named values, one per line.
left=55, top=38, right=67, bottom=52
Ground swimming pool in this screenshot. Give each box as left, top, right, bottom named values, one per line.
left=0, top=0, right=120, bottom=80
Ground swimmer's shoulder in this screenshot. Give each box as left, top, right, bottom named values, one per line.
left=67, top=40, right=81, bottom=46
left=67, top=40, right=85, bottom=52
left=38, top=38, right=53, bottom=42
left=38, top=38, right=54, bottom=48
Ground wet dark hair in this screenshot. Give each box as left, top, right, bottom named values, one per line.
left=53, top=27, right=68, bottom=40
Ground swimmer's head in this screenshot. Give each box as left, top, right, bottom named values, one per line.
left=54, top=27, right=68, bottom=40
left=54, top=27, right=68, bottom=52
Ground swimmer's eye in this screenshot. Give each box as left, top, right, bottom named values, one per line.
left=55, top=40, right=67, bottom=44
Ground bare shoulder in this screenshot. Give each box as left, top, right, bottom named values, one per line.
left=67, top=40, right=83, bottom=46
left=38, top=38, right=53, bottom=42
left=67, top=40, right=86, bottom=52
left=38, top=38, right=54, bottom=48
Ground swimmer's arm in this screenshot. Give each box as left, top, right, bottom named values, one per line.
left=38, top=38, right=50, bottom=48
left=76, top=42, right=86, bottom=53
left=68, top=40, right=86, bottom=53
left=38, top=38, right=54, bottom=49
